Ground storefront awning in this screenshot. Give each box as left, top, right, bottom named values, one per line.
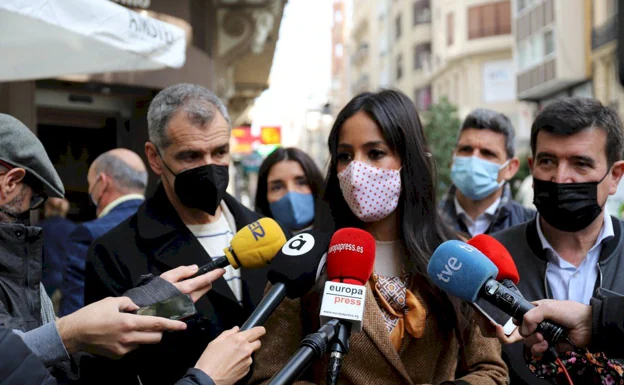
left=0, top=0, right=187, bottom=81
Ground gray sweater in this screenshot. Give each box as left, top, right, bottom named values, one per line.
left=14, top=276, right=181, bottom=368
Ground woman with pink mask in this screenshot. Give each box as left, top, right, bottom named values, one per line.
left=250, top=90, right=508, bottom=385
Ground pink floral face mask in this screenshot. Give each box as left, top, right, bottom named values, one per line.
left=337, top=161, right=402, bottom=222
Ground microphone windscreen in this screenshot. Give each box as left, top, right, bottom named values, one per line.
left=468, top=234, right=520, bottom=284
left=224, top=218, right=287, bottom=269
left=427, top=240, right=498, bottom=302
left=327, top=228, right=375, bottom=285
left=267, top=230, right=332, bottom=299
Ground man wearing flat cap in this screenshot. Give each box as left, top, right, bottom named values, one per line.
left=0, top=113, right=234, bottom=384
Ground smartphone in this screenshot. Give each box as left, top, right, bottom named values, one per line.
left=473, top=299, right=518, bottom=336
left=132, top=293, right=197, bottom=321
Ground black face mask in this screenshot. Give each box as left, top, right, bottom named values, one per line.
left=0, top=206, right=31, bottom=226
left=533, top=172, right=609, bottom=233
left=162, top=159, right=229, bottom=216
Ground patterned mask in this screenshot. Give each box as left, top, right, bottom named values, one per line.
left=337, top=161, right=401, bottom=222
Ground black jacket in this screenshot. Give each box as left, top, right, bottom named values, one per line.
left=493, top=216, right=624, bottom=385
left=0, top=224, right=44, bottom=331
left=84, top=184, right=279, bottom=385
left=592, top=294, right=624, bottom=356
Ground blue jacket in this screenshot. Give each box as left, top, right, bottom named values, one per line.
left=38, top=217, right=76, bottom=296
left=59, top=199, right=143, bottom=316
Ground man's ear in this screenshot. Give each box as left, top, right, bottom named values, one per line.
left=501, top=157, right=520, bottom=180
left=145, top=142, right=163, bottom=176
left=609, top=160, right=624, bottom=195
left=0, top=168, right=26, bottom=201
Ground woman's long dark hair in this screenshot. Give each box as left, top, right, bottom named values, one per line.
left=255, top=147, right=324, bottom=218
left=319, top=89, right=468, bottom=335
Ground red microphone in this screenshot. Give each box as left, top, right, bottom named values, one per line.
left=467, top=234, right=520, bottom=284
left=321, top=228, right=375, bottom=385
left=326, top=228, right=376, bottom=285
left=467, top=234, right=523, bottom=335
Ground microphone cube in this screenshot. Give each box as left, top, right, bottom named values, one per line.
left=319, top=281, right=366, bottom=332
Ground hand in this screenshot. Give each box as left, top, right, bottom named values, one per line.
left=195, top=326, right=266, bottom=385
left=160, top=265, right=225, bottom=303
left=475, top=312, right=523, bottom=345
left=56, top=296, right=187, bottom=358
left=520, top=300, right=592, bottom=356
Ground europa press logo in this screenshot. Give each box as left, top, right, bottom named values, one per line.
left=281, top=233, right=315, bottom=256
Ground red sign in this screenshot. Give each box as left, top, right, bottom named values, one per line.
left=231, top=126, right=258, bottom=155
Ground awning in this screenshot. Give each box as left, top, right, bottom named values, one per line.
left=0, top=0, right=187, bottom=82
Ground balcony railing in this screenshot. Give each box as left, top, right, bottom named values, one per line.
left=592, top=15, right=617, bottom=50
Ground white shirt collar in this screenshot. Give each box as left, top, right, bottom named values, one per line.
left=98, top=194, right=145, bottom=218
left=453, top=196, right=501, bottom=222
left=536, top=212, right=614, bottom=261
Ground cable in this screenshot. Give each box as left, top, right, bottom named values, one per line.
left=549, top=346, right=574, bottom=385
left=555, top=357, right=574, bottom=385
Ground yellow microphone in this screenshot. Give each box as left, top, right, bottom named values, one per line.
left=191, top=218, right=286, bottom=277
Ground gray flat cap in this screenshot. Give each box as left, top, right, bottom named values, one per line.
left=0, top=113, right=64, bottom=198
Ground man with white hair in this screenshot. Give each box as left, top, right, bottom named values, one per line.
left=59, top=149, right=148, bottom=316
left=86, top=83, right=286, bottom=385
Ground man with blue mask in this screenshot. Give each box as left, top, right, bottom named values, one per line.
left=439, top=108, right=535, bottom=237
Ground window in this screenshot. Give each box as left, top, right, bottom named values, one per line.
left=517, top=0, right=525, bottom=12
left=518, top=40, right=529, bottom=70
left=335, top=10, right=343, bottom=24
left=447, top=13, right=454, bottom=46
left=396, top=54, right=403, bottom=80
left=335, top=43, right=343, bottom=57
left=413, top=43, right=431, bottom=70
left=531, top=33, right=544, bottom=66
left=544, top=30, right=554, bottom=56
left=468, top=1, right=511, bottom=40
left=413, top=0, right=431, bottom=26
left=395, top=15, right=402, bottom=40
left=414, top=86, right=432, bottom=111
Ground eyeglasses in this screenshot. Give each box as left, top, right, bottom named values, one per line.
left=0, top=160, right=48, bottom=210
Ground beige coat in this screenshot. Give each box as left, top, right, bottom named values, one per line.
left=250, top=283, right=509, bottom=385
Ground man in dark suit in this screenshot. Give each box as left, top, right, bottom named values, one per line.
left=59, top=148, right=147, bottom=316
left=84, top=84, right=287, bottom=385
left=39, top=198, right=75, bottom=299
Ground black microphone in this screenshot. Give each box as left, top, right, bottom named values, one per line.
left=239, top=230, right=331, bottom=331
left=267, top=319, right=341, bottom=385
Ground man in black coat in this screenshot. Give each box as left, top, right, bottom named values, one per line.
left=85, top=84, right=285, bottom=385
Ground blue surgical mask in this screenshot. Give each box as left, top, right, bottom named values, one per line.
left=451, top=156, right=510, bottom=200
left=269, top=192, right=315, bottom=231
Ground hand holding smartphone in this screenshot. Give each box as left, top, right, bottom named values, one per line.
left=132, top=293, right=197, bottom=321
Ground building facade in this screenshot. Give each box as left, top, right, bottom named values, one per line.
left=0, top=0, right=286, bottom=221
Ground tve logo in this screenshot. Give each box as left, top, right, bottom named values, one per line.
left=282, top=233, right=315, bottom=256
left=436, top=257, right=463, bottom=283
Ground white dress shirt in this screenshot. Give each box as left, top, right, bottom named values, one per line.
left=454, top=196, right=501, bottom=236
left=536, top=214, right=614, bottom=304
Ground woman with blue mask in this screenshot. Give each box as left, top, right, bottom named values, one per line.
left=255, top=147, right=323, bottom=233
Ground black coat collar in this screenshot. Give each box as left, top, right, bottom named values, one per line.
left=525, top=215, right=622, bottom=263
left=134, top=183, right=267, bottom=311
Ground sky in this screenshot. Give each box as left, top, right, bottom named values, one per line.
left=251, top=0, right=333, bottom=147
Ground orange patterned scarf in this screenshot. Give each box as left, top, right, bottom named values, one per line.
left=371, top=272, right=428, bottom=351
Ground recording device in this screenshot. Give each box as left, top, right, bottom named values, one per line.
left=132, top=293, right=197, bottom=321
left=320, top=228, right=375, bottom=385
left=468, top=234, right=522, bottom=336
left=240, top=229, right=332, bottom=331
left=427, top=240, right=565, bottom=344
left=190, top=218, right=287, bottom=278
